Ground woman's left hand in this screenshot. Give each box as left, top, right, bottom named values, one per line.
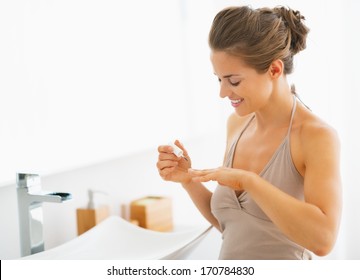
left=188, top=167, right=252, bottom=191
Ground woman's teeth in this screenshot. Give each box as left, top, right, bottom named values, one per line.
left=231, top=98, right=244, bottom=107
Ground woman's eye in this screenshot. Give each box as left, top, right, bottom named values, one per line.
left=229, top=80, right=240, bottom=86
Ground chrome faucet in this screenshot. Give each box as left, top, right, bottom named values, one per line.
left=16, top=173, right=72, bottom=257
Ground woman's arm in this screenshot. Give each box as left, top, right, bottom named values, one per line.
left=157, top=114, right=252, bottom=231
left=157, top=141, right=220, bottom=230
left=189, top=124, right=342, bottom=256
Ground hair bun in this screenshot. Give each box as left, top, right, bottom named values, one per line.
left=274, top=6, right=310, bottom=55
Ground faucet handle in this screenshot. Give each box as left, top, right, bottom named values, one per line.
left=16, top=173, right=41, bottom=189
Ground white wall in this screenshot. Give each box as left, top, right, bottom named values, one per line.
left=0, top=0, right=359, bottom=260
left=0, top=0, right=189, bottom=185
left=342, top=0, right=360, bottom=260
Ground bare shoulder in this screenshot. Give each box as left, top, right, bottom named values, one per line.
left=226, top=112, right=254, bottom=142
left=296, top=108, right=340, bottom=163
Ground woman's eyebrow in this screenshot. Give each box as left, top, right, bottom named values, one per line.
left=223, top=74, right=235, bottom=78
left=214, top=73, right=241, bottom=79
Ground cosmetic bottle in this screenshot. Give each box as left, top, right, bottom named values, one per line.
left=76, top=189, right=110, bottom=235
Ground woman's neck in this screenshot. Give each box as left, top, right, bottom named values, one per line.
left=254, top=81, right=294, bottom=132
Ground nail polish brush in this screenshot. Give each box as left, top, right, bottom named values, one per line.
left=168, top=142, right=188, bottom=161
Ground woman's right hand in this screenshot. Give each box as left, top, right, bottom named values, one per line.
left=157, top=140, right=192, bottom=184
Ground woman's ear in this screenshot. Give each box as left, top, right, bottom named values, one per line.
left=268, top=59, right=284, bottom=79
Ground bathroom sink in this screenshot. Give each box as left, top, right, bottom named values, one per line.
left=21, top=216, right=212, bottom=259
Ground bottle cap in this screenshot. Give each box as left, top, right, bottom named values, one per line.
left=168, top=142, right=184, bottom=157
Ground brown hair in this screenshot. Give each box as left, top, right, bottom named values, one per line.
left=208, top=6, right=309, bottom=75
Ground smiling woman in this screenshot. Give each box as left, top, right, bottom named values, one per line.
left=157, top=4, right=342, bottom=260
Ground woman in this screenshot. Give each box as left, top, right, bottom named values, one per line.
left=157, top=5, right=342, bottom=259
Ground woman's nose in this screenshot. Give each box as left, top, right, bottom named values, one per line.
left=219, top=83, right=231, bottom=99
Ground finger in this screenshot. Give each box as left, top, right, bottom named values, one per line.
left=189, top=168, right=221, bottom=182
left=188, top=168, right=218, bottom=176
left=158, top=145, right=174, bottom=154
left=159, top=166, right=176, bottom=180
left=157, top=160, right=178, bottom=171
left=174, top=140, right=189, bottom=157
left=191, top=172, right=217, bottom=183
left=158, top=152, right=180, bottom=161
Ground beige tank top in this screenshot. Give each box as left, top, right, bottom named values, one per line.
left=211, top=96, right=312, bottom=260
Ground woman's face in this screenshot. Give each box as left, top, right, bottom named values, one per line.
left=210, top=51, right=273, bottom=116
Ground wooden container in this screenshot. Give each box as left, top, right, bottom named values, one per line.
left=130, top=196, right=173, bottom=232
left=76, top=205, right=110, bottom=235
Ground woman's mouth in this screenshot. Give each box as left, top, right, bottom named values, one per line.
left=230, top=98, right=244, bottom=107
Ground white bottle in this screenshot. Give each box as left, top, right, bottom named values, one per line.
left=168, top=141, right=184, bottom=157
